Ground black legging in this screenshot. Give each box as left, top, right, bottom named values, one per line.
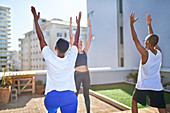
left=74, top=71, right=90, bottom=113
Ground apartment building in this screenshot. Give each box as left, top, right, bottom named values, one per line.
left=8, top=51, right=20, bottom=71
left=19, top=18, right=87, bottom=71
left=0, top=6, right=10, bottom=71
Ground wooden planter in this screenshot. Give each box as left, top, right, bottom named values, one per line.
left=0, top=87, right=11, bottom=104
left=35, top=84, right=45, bottom=95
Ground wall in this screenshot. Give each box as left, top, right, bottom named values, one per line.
left=123, top=0, right=170, bottom=68
left=87, top=0, right=118, bottom=68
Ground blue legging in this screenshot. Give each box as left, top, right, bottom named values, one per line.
left=44, top=90, right=78, bottom=113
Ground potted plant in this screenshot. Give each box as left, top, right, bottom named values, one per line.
left=165, top=82, right=170, bottom=90
left=35, top=80, right=45, bottom=95
left=0, top=68, right=11, bottom=104
left=126, top=73, right=138, bottom=83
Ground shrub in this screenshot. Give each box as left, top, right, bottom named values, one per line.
left=35, top=80, right=43, bottom=85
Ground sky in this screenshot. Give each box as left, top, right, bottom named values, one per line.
left=0, top=0, right=87, bottom=51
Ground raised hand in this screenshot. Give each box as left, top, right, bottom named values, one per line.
left=69, top=17, right=73, bottom=47
left=31, top=6, right=40, bottom=21
left=31, top=6, right=47, bottom=50
left=76, top=12, right=82, bottom=24
left=73, top=11, right=81, bottom=47
left=145, top=14, right=152, bottom=26
left=130, top=12, right=139, bottom=24
left=70, top=17, right=72, bottom=25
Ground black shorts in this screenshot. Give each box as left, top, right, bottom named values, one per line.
left=132, top=88, right=166, bottom=108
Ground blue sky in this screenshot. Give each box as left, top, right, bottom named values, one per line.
left=0, top=0, right=87, bottom=51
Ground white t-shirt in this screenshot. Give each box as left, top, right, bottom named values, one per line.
left=41, top=46, right=78, bottom=95
left=136, top=50, right=163, bottom=91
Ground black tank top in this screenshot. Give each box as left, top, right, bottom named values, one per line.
left=75, top=51, right=87, bottom=67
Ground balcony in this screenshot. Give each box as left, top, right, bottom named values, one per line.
left=0, top=62, right=7, bottom=65
left=0, top=14, right=10, bottom=19
left=0, top=37, right=10, bottom=40
left=19, top=50, right=23, bottom=54
left=0, top=27, right=10, bottom=31
left=0, top=18, right=10, bottom=23
left=0, top=58, right=8, bottom=61
left=0, top=32, right=11, bottom=36
left=0, top=41, right=10, bottom=44
left=0, top=22, right=10, bottom=27
left=0, top=10, right=10, bottom=15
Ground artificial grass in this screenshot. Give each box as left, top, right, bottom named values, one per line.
left=90, top=83, right=170, bottom=108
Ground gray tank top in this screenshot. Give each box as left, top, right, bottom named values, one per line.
left=75, top=51, right=87, bottom=67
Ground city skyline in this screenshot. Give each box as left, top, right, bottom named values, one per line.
left=0, top=0, right=87, bottom=51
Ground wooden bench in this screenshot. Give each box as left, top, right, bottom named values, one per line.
left=4, top=73, right=36, bottom=95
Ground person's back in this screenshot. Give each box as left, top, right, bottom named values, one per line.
left=42, top=45, right=78, bottom=95
left=136, top=49, right=163, bottom=90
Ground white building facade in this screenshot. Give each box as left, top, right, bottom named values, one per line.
left=0, top=6, right=10, bottom=71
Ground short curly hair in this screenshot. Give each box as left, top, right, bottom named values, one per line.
left=55, top=38, right=69, bottom=53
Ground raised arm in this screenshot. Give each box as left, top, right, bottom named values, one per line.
left=69, top=17, right=73, bottom=47
left=145, top=14, right=153, bottom=34
left=31, top=6, right=47, bottom=51
left=84, top=18, right=92, bottom=54
left=130, top=12, right=148, bottom=64
left=145, top=14, right=161, bottom=52
left=73, top=12, right=81, bottom=47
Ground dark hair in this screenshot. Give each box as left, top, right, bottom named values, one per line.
left=55, top=38, right=69, bottom=53
left=147, top=34, right=159, bottom=47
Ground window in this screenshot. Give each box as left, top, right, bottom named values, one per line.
left=80, top=35, right=84, bottom=39
left=43, top=31, right=50, bottom=36
left=73, top=28, right=76, bottom=31
left=57, top=33, right=62, bottom=37
left=121, top=57, right=124, bottom=67
left=64, top=27, right=69, bottom=30
left=64, top=33, right=67, bottom=37
left=120, top=26, right=123, bottom=44
left=56, top=25, right=62, bottom=29
left=119, top=0, right=123, bottom=14
left=0, top=35, right=6, bottom=37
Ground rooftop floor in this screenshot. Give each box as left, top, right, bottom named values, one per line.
left=0, top=92, right=169, bottom=113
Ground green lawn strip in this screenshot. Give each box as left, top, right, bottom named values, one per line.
left=91, top=83, right=170, bottom=108
left=94, top=89, right=148, bottom=108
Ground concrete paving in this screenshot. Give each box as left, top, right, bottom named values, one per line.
left=0, top=92, right=169, bottom=113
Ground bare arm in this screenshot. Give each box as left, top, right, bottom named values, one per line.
left=130, top=12, right=148, bottom=64
left=69, top=17, right=73, bottom=47
left=31, top=6, right=47, bottom=51
left=84, top=18, right=92, bottom=54
left=146, top=14, right=161, bottom=52
left=146, top=14, right=153, bottom=34
left=73, top=12, right=81, bottom=47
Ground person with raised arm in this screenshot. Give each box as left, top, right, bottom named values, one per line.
left=31, top=6, right=81, bottom=113
left=74, top=18, right=92, bottom=113
left=130, top=12, right=166, bottom=113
